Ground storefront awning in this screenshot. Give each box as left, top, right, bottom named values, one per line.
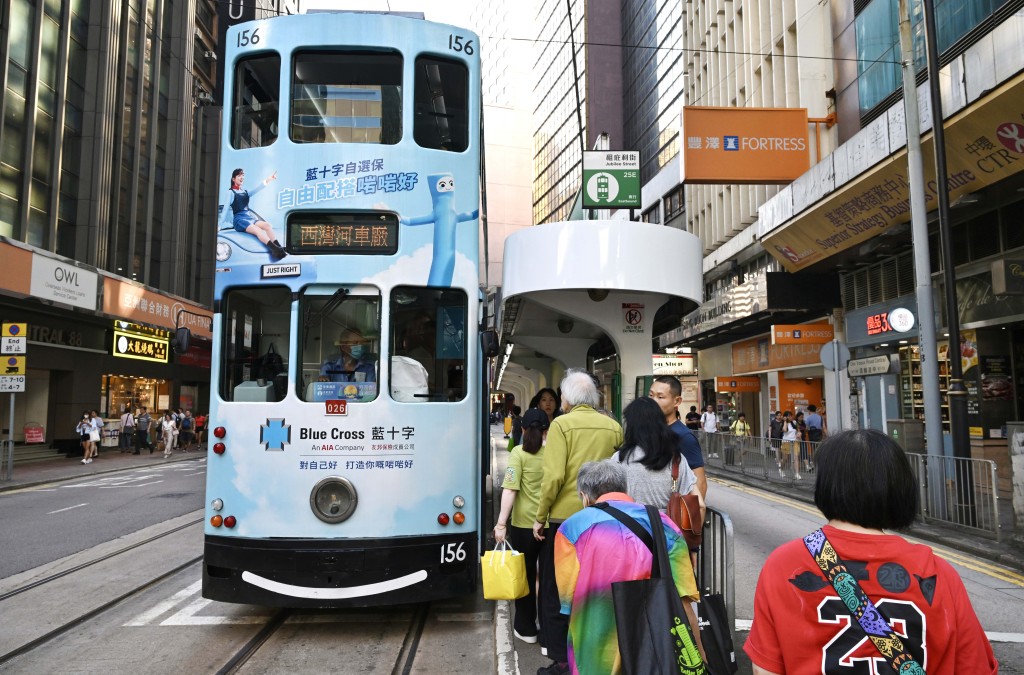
left=760, top=72, right=1024, bottom=272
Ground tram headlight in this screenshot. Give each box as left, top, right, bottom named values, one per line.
left=216, top=240, right=232, bottom=262
left=310, top=476, right=358, bottom=524
left=211, top=498, right=224, bottom=512
left=452, top=495, right=465, bottom=509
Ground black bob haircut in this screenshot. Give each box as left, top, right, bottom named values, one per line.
left=813, top=429, right=918, bottom=531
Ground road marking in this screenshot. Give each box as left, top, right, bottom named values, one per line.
left=47, top=503, right=87, bottom=514
left=125, top=580, right=203, bottom=626
left=100, top=481, right=163, bottom=488
left=712, top=476, right=1024, bottom=588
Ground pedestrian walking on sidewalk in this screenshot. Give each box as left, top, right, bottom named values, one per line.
left=119, top=408, right=135, bottom=453
left=135, top=407, right=153, bottom=454
left=76, top=412, right=94, bottom=464
left=161, top=412, right=177, bottom=457
left=746, top=429, right=998, bottom=674
left=87, top=410, right=103, bottom=461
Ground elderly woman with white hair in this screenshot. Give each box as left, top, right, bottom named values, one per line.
left=533, top=369, right=623, bottom=675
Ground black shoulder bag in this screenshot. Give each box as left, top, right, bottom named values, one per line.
left=593, top=502, right=708, bottom=675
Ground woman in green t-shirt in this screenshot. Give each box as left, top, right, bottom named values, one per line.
left=494, top=407, right=548, bottom=645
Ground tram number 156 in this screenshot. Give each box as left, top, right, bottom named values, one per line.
left=440, top=542, right=467, bottom=564
left=447, top=34, right=475, bottom=55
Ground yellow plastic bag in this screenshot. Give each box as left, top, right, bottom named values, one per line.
left=481, top=542, right=528, bottom=600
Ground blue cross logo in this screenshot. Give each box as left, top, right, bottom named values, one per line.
left=260, top=418, right=291, bottom=451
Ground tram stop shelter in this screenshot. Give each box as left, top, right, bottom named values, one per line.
left=498, top=220, right=703, bottom=416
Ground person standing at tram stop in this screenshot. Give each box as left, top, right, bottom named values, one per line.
left=649, top=375, right=707, bottom=499
left=805, top=403, right=826, bottom=471
left=76, top=412, right=94, bottom=464
left=780, top=411, right=801, bottom=479
left=529, top=387, right=561, bottom=425
left=319, top=327, right=376, bottom=383
left=494, top=407, right=550, bottom=646
left=135, top=407, right=153, bottom=454
left=532, top=369, right=623, bottom=675
left=220, top=168, right=287, bottom=259
left=745, top=429, right=998, bottom=674
left=553, top=461, right=705, bottom=675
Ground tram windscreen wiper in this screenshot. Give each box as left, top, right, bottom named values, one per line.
left=303, top=288, right=349, bottom=337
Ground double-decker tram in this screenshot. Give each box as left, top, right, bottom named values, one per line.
left=203, top=12, right=488, bottom=607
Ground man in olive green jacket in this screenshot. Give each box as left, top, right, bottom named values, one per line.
left=532, top=369, right=623, bottom=674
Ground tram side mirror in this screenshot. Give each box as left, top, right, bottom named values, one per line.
left=172, top=327, right=192, bottom=355
left=480, top=330, right=499, bottom=358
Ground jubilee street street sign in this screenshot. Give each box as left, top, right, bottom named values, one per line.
left=582, top=151, right=641, bottom=209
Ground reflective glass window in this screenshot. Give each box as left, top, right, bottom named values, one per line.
left=390, top=286, right=467, bottom=402
left=291, top=51, right=402, bottom=144
left=231, top=54, right=280, bottom=149
left=299, top=286, right=381, bottom=402
left=220, top=286, right=292, bottom=402
left=413, top=56, right=469, bottom=152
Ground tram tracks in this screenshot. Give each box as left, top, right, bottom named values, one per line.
left=0, top=514, right=205, bottom=668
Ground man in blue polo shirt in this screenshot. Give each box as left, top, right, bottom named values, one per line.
left=649, top=375, right=707, bottom=499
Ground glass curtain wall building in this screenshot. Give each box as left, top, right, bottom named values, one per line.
left=1, top=0, right=219, bottom=304
left=532, top=0, right=623, bottom=225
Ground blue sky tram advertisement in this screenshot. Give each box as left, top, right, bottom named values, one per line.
left=204, top=12, right=485, bottom=608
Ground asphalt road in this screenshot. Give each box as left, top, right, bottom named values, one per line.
left=0, top=457, right=206, bottom=578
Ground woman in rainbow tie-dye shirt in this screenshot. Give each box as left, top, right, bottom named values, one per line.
left=553, top=461, right=702, bottom=675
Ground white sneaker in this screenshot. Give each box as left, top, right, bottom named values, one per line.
left=541, top=646, right=548, bottom=657
left=514, top=629, right=538, bottom=644
left=81, top=459, right=87, bottom=464
left=794, top=473, right=802, bottom=480
left=86, top=458, right=93, bottom=464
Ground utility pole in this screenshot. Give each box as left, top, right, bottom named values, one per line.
left=921, top=0, right=970, bottom=460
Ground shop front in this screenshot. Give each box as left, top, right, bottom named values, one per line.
left=0, top=240, right=212, bottom=452
left=845, top=296, right=919, bottom=434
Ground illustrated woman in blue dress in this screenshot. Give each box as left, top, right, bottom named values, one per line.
left=221, top=168, right=286, bottom=259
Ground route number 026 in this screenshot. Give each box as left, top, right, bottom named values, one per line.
left=440, top=542, right=466, bottom=564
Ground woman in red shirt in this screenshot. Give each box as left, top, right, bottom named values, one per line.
left=745, top=429, right=997, bottom=674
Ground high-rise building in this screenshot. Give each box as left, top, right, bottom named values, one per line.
left=532, top=0, right=623, bottom=225
left=0, top=0, right=297, bottom=455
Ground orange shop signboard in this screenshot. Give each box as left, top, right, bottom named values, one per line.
left=771, top=323, right=834, bottom=345
left=733, top=335, right=824, bottom=374
left=102, top=278, right=212, bottom=340
left=682, top=107, right=810, bottom=184
left=715, top=376, right=761, bottom=393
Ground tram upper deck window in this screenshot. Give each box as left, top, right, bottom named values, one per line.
left=299, top=286, right=382, bottom=402
left=231, top=54, right=280, bottom=149
left=291, top=51, right=402, bottom=144
left=390, top=286, right=467, bottom=402
left=220, top=287, right=291, bottom=402
left=413, top=57, right=468, bottom=152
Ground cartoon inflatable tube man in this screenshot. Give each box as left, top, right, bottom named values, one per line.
left=400, top=173, right=478, bottom=287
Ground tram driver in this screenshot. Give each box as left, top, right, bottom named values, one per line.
left=319, top=327, right=377, bottom=383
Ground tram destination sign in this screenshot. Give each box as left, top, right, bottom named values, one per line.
left=582, top=151, right=641, bottom=209
left=287, top=213, right=399, bottom=255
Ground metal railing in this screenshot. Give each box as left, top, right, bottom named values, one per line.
left=695, top=506, right=735, bottom=643
left=697, top=431, right=820, bottom=491
left=906, top=452, right=1001, bottom=541
left=696, top=431, right=1002, bottom=540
